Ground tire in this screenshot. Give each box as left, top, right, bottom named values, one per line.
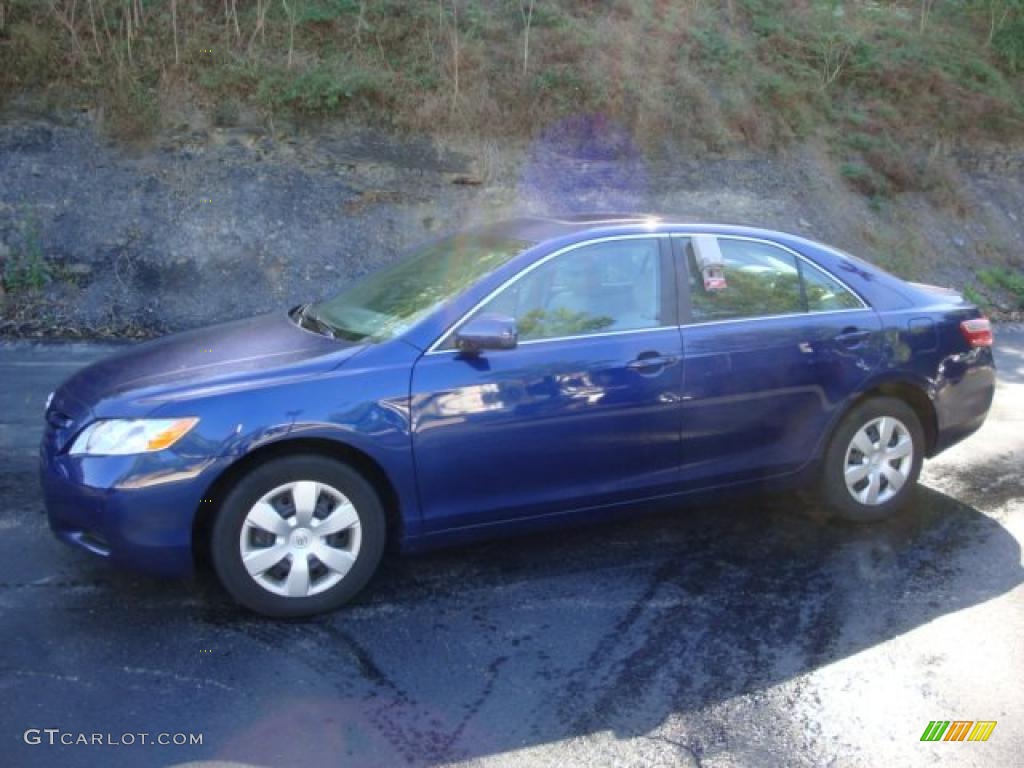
left=210, top=454, right=386, bottom=617
left=820, top=396, right=924, bottom=523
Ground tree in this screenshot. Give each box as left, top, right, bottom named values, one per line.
left=973, top=0, right=1024, bottom=46
left=520, top=0, right=535, bottom=76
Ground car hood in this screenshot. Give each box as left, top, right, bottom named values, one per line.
left=52, top=312, right=361, bottom=417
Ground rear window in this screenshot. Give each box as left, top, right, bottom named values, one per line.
left=686, top=237, right=863, bottom=322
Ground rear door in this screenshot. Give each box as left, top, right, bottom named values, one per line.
left=674, top=235, right=882, bottom=489
left=410, top=235, right=684, bottom=531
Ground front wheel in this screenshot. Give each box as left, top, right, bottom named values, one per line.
left=820, top=397, right=924, bottom=523
left=210, top=455, right=386, bottom=617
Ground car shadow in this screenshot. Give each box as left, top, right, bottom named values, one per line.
left=176, top=483, right=1022, bottom=766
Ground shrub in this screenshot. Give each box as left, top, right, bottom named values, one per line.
left=962, top=285, right=989, bottom=309
left=297, top=0, right=361, bottom=25
left=978, top=267, right=1024, bottom=307
left=258, top=63, right=388, bottom=116
left=841, top=161, right=889, bottom=198
left=1, top=21, right=60, bottom=88
left=101, top=80, right=160, bottom=139
left=0, top=0, right=1020, bottom=160
left=3, top=220, right=51, bottom=294
left=993, top=18, right=1024, bottom=74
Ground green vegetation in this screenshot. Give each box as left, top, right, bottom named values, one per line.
left=518, top=307, right=614, bottom=340
left=2, top=218, right=51, bottom=294
left=962, top=284, right=988, bottom=309
left=978, top=266, right=1024, bottom=307
left=1, top=1, right=1023, bottom=197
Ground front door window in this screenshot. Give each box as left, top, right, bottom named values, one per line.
left=463, top=238, right=663, bottom=343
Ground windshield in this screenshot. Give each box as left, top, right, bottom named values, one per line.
left=310, top=235, right=533, bottom=342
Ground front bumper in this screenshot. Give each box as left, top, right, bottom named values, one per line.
left=39, top=445, right=224, bottom=576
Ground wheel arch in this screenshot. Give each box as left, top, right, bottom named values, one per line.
left=192, top=437, right=403, bottom=567
left=840, top=378, right=939, bottom=457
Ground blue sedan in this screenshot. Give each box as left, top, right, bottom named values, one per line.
left=40, top=216, right=996, bottom=616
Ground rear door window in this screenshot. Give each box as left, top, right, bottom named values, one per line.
left=801, top=260, right=864, bottom=311
left=686, top=238, right=803, bottom=322
left=685, top=237, right=863, bottom=322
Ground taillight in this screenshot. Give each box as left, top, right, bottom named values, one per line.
left=960, top=317, right=993, bottom=347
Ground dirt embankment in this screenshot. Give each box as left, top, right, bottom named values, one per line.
left=1, top=111, right=1022, bottom=338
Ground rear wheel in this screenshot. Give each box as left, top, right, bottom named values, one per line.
left=820, top=397, right=924, bottom=522
left=210, top=455, right=386, bottom=617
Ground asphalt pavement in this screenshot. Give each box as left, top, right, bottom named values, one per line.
left=1, top=331, right=1022, bottom=768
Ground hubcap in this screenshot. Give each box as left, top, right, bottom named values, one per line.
left=843, top=416, right=914, bottom=506
left=239, top=480, right=361, bottom=598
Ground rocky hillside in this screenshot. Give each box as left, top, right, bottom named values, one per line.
left=2, top=2, right=1023, bottom=335
left=1, top=108, right=1022, bottom=337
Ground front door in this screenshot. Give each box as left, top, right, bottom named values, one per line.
left=410, top=235, right=683, bottom=531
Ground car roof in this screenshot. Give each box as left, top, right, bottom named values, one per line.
left=474, top=215, right=656, bottom=242
left=476, top=215, right=810, bottom=246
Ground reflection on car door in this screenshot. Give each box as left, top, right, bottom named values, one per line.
left=409, top=236, right=684, bottom=531
left=675, top=235, right=883, bottom=489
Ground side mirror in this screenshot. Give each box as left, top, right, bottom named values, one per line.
left=455, top=312, right=518, bottom=354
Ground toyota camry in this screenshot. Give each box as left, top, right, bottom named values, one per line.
left=40, top=216, right=996, bottom=616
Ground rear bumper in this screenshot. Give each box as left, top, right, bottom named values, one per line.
left=39, top=447, right=224, bottom=576
left=930, top=347, right=996, bottom=456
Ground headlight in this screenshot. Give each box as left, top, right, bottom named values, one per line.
left=69, top=418, right=199, bottom=456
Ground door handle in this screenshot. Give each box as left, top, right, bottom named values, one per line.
left=627, top=352, right=678, bottom=374
left=834, top=328, right=871, bottom=347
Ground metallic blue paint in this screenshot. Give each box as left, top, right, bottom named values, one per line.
left=411, top=326, right=686, bottom=531
left=677, top=308, right=884, bottom=488
left=40, top=219, right=996, bottom=576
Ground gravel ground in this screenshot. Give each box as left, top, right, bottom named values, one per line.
left=0, top=329, right=1021, bottom=768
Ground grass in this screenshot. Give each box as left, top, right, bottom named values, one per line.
left=962, top=284, right=988, bottom=310
left=978, top=267, right=1024, bottom=308
left=0, top=1, right=1022, bottom=199
left=2, top=217, right=51, bottom=294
